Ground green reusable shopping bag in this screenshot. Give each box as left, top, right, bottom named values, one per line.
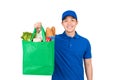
left=22, top=26, right=54, bottom=75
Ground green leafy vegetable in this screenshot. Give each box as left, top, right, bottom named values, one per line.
left=21, top=32, right=32, bottom=41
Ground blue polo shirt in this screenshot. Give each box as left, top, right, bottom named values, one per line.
left=52, top=31, right=92, bottom=80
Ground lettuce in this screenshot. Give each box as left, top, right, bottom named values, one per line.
left=21, top=32, right=32, bottom=41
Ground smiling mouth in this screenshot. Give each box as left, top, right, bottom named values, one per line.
left=66, top=26, right=73, bottom=29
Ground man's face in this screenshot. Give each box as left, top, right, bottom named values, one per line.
left=62, top=16, right=78, bottom=33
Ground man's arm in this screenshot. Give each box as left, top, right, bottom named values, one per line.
left=84, top=59, right=93, bottom=80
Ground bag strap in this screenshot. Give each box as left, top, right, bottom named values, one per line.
left=30, top=25, right=46, bottom=42
left=41, top=26, right=46, bottom=42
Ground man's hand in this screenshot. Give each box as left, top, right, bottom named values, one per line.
left=34, top=22, right=42, bottom=33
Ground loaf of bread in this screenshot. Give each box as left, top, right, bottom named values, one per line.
left=46, top=26, right=55, bottom=37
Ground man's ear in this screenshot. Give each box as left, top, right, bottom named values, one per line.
left=76, top=21, right=78, bottom=25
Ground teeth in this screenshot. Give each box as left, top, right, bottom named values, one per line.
left=67, top=26, right=72, bottom=28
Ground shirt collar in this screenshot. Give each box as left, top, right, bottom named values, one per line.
left=62, top=31, right=80, bottom=39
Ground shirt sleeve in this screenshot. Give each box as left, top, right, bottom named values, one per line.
left=83, top=39, right=92, bottom=59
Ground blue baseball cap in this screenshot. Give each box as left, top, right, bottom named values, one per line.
left=62, top=10, right=77, bottom=21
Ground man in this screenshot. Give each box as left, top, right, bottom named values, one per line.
left=52, top=10, right=93, bottom=80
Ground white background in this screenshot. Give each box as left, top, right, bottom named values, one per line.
left=0, top=0, right=120, bottom=80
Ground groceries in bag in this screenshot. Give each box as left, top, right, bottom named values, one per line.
left=21, top=32, right=32, bottom=41
left=21, top=22, right=56, bottom=42
left=46, top=26, right=55, bottom=41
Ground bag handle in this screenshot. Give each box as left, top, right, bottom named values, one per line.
left=30, top=25, right=46, bottom=42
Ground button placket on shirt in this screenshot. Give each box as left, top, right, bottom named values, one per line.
left=69, top=38, right=72, bottom=48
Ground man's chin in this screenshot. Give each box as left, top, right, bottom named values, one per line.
left=66, top=30, right=75, bottom=33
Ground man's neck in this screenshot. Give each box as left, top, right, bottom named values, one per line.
left=65, top=31, right=75, bottom=37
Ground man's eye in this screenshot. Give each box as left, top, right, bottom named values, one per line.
left=64, top=20, right=68, bottom=22
left=71, top=19, right=75, bottom=21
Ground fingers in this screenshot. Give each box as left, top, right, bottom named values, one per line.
left=34, top=22, right=42, bottom=33
left=34, top=22, right=42, bottom=28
